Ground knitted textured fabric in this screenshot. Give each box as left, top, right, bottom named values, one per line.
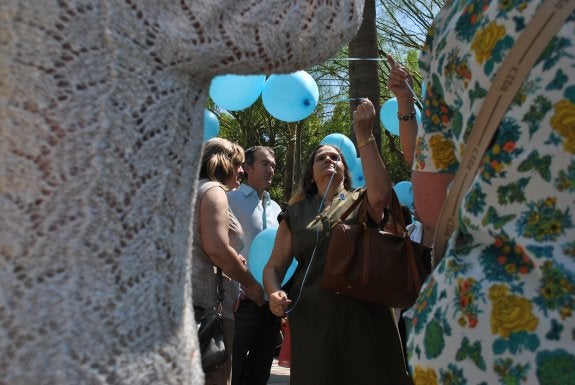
left=0, top=1, right=363, bottom=384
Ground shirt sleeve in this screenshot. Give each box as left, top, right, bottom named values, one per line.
left=277, top=209, right=290, bottom=229
left=413, top=6, right=460, bottom=175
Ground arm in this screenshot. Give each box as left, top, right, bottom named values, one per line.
left=386, top=54, right=418, bottom=167
left=200, top=186, right=264, bottom=306
left=412, top=171, right=454, bottom=247
left=387, top=54, right=455, bottom=247
left=263, top=220, right=294, bottom=316
left=353, top=99, right=393, bottom=223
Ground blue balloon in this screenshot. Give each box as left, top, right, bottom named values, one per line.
left=203, top=109, right=219, bottom=142
left=248, top=228, right=298, bottom=287
left=283, top=259, right=298, bottom=288
left=350, top=157, right=365, bottom=188
left=393, top=180, right=414, bottom=210
left=380, top=97, right=399, bottom=135
left=320, top=133, right=357, bottom=171
left=262, top=71, right=319, bottom=122
left=209, top=74, right=266, bottom=111
left=381, top=98, right=421, bottom=136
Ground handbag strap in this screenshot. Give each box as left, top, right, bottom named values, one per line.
left=338, top=189, right=366, bottom=222
left=215, top=267, right=224, bottom=309
left=338, top=188, right=408, bottom=230
left=386, top=189, right=408, bottom=231
left=432, top=0, right=575, bottom=266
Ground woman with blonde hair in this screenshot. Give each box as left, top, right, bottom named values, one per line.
left=192, top=138, right=264, bottom=385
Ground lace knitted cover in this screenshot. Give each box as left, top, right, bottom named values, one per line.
left=0, top=1, right=363, bottom=384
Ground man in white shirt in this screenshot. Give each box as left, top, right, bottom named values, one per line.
left=227, top=146, right=283, bottom=385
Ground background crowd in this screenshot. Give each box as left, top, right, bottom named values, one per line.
left=194, top=1, right=575, bottom=384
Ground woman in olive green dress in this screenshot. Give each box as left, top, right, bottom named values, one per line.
left=263, top=99, right=411, bottom=385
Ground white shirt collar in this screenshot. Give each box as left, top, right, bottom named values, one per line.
left=239, top=183, right=270, bottom=205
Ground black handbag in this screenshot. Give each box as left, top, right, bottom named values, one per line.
left=322, top=189, right=432, bottom=309
left=194, top=268, right=227, bottom=370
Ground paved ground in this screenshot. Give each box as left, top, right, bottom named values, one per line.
left=267, top=358, right=290, bottom=385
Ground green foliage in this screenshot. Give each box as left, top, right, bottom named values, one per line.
left=381, top=132, right=412, bottom=184
left=217, top=99, right=333, bottom=205
left=217, top=98, right=411, bottom=205
left=322, top=101, right=354, bottom=136
left=211, top=0, right=442, bottom=203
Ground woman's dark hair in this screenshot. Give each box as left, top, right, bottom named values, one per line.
left=289, top=144, right=352, bottom=204
left=400, top=205, right=413, bottom=226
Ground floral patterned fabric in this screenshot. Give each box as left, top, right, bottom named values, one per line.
left=406, top=1, right=575, bottom=384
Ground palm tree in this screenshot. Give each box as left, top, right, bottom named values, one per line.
left=348, top=0, right=381, bottom=149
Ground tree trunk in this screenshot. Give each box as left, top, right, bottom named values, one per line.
left=283, top=124, right=296, bottom=203
left=348, top=0, right=382, bottom=150
left=295, top=123, right=303, bottom=189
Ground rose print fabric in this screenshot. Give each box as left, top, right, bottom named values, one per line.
left=406, top=1, right=575, bottom=384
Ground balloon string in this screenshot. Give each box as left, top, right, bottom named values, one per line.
left=319, top=97, right=367, bottom=103
left=322, top=54, right=424, bottom=109
left=321, top=94, right=423, bottom=112
left=325, top=57, right=388, bottom=61
left=404, top=79, right=423, bottom=109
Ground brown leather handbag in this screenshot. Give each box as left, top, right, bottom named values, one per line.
left=322, top=189, right=431, bottom=309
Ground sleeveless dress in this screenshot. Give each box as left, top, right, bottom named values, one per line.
left=283, top=189, right=411, bottom=385
left=191, top=179, right=244, bottom=320
left=406, top=1, right=575, bottom=384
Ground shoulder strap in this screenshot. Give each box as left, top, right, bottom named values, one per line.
left=215, top=267, right=224, bottom=314
left=338, top=189, right=366, bottom=221
left=215, top=267, right=224, bottom=301
left=432, top=0, right=575, bottom=265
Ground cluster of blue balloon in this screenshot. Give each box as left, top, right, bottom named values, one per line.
left=248, top=228, right=298, bottom=287
left=319, top=133, right=367, bottom=188
left=379, top=97, right=422, bottom=136
left=204, top=71, right=320, bottom=142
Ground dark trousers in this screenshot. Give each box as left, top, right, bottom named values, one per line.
left=232, top=299, right=281, bottom=385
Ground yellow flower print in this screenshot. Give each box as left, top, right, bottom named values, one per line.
left=488, top=284, right=509, bottom=300
left=527, top=211, right=540, bottom=225
left=545, top=197, right=557, bottom=207
left=492, top=143, right=501, bottom=155
left=551, top=99, right=575, bottom=154
left=413, top=366, right=439, bottom=385
left=429, top=134, right=457, bottom=170
left=505, top=263, right=517, bottom=274
left=471, top=21, right=506, bottom=64
left=560, top=306, right=572, bottom=319
left=489, top=284, right=539, bottom=338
